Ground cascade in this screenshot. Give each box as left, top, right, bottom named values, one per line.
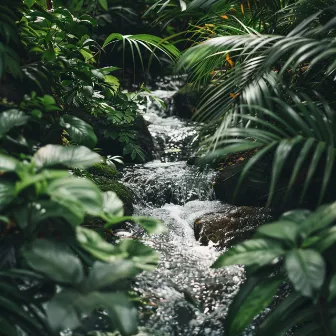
left=120, top=78, right=255, bottom=335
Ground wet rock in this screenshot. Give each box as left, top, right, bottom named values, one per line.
left=194, top=206, right=271, bottom=248
left=213, top=163, right=270, bottom=207
left=172, top=85, right=202, bottom=119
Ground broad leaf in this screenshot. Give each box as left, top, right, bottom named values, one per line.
left=77, top=227, right=116, bottom=262
left=0, top=110, right=29, bottom=138
left=60, top=115, right=97, bottom=149
left=226, top=276, right=281, bottom=336
left=47, top=289, right=137, bottom=335
left=255, top=220, right=299, bottom=246
left=98, top=0, right=108, bottom=10
left=212, top=239, right=284, bottom=268
left=116, top=240, right=159, bottom=271
left=329, top=274, right=336, bottom=301
left=132, top=217, right=167, bottom=235
left=285, top=249, right=325, bottom=298
left=23, top=240, right=84, bottom=285
left=33, top=145, right=102, bottom=169
left=0, top=181, right=15, bottom=211
left=102, top=191, right=124, bottom=217
left=86, top=261, right=137, bottom=290
left=47, top=177, right=103, bottom=217
left=0, top=154, right=19, bottom=172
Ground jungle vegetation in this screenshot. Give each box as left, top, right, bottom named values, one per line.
left=1, top=0, right=336, bottom=335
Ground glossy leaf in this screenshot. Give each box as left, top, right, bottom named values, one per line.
left=226, top=276, right=281, bottom=336
left=33, top=145, right=102, bottom=169
left=329, top=274, right=336, bottom=301
left=102, top=191, right=124, bottom=217
left=60, top=115, right=97, bottom=148
left=47, top=176, right=103, bottom=217
left=285, top=249, right=325, bottom=298
left=132, top=217, right=167, bottom=235
left=47, top=289, right=137, bottom=335
left=86, top=261, right=137, bottom=290
left=23, top=240, right=84, bottom=285
left=0, top=181, right=15, bottom=211
left=0, top=154, right=19, bottom=172
left=212, top=239, right=284, bottom=268
left=0, top=110, right=29, bottom=138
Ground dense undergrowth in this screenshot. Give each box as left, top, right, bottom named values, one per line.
left=152, top=0, right=336, bottom=335
left=2, top=0, right=336, bottom=335
left=0, top=0, right=172, bottom=335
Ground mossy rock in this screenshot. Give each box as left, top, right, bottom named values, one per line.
left=93, top=176, right=134, bottom=216
left=87, top=162, right=121, bottom=179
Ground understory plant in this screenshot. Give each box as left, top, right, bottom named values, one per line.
left=0, top=0, right=174, bottom=335
left=148, top=0, right=336, bottom=334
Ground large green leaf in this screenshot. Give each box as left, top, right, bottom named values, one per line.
left=102, top=191, right=124, bottom=218
left=77, top=227, right=117, bottom=262
left=115, top=239, right=159, bottom=271
left=23, top=240, right=84, bottom=285
left=0, top=110, right=29, bottom=138
left=0, top=181, right=15, bottom=211
left=33, top=145, right=102, bottom=169
left=86, top=260, right=138, bottom=290
left=212, top=239, right=284, bottom=268
left=329, top=274, right=336, bottom=301
left=0, top=154, right=19, bottom=172
left=255, top=220, right=299, bottom=246
left=47, top=289, right=137, bottom=335
left=60, top=115, right=97, bottom=149
left=225, top=276, right=281, bottom=336
left=285, top=249, right=325, bottom=299
left=132, top=217, right=167, bottom=235
left=47, top=176, right=103, bottom=217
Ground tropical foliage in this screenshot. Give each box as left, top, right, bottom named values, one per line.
left=0, top=0, right=173, bottom=334
left=147, top=0, right=336, bottom=335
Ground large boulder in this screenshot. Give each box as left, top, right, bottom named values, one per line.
left=213, top=163, right=270, bottom=207
left=194, top=206, right=271, bottom=249
left=172, top=85, right=203, bottom=119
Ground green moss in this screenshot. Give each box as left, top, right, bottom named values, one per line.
left=87, top=162, right=121, bottom=179
left=93, top=176, right=134, bottom=215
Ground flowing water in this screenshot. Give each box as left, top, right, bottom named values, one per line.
left=120, top=77, right=253, bottom=336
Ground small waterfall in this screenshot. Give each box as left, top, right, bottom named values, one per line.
left=120, top=78, right=252, bottom=335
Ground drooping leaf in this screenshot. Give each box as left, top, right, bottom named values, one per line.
left=0, top=181, right=15, bottom=211
left=132, top=216, right=167, bottom=235
left=33, top=145, right=102, bottom=169
left=0, top=154, right=19, bottom=172
left=60, top=115, right=97, bottom=148
left=47, top=176, right=103, bottom=217
left=47, top=289, right=137, bottom=335
left=255, top=220, right=299, bottom=246
left=226, top=276, right=281, bottom=336
left=329, top=274, right=336, bottom=301
left=285, top=249, right=325, bottom=299
left=0, top=110, right=29, bottom=138
left=86, top=260, right=137, bottom=290
left=98, top=0, right=108, bottom=10
left=102, top=191, right=124, bottom=218
left=23, top=240, right=84, bottom=285
left=77, top=227, right=116, bottom=262
left=212, top=239, right=284, bottom=268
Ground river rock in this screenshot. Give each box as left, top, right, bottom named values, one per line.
left=194, top=206, right=271, bottom=248
left=213, top=162, right=270, bottom=206
left=172, top=85, right=202, bottom=119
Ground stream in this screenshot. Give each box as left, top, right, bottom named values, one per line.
left=120, top=78, right=252, bottom=336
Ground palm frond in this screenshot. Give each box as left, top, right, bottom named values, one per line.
left=202, top=96, right=336, bottom=206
